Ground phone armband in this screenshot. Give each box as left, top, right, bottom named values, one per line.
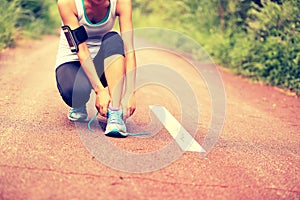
left=62, top=25, right=88, bottom=53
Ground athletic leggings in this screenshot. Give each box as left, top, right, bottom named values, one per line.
left=55, top=31, right=125, bottom=108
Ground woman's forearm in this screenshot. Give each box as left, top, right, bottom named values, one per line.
left=78, top=43, right=105, bottom=93
left=124, top=51, right=136, bottom=94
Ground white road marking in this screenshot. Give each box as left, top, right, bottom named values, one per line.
left=150, top=105, right=206, bottom=152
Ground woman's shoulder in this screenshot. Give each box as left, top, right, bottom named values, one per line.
left=116, top=0, right=132, bottom=15
left=58, top=0, right=71, bottom=6
left=57, top=0, right=77, bottom=16
left=116, top=0, right=132, bottom=5
left=58, top=0, right=76, bottom=10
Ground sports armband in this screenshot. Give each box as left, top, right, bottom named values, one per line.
left=62, top=25, right=88, bottom=53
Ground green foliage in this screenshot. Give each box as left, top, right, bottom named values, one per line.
left=17, top=0, right=60, bottom=37
left=0, top=0, right=20, bottom=49
left=132, top=0, right=300, bottom=95
left=0, top=0, right=59, bottom=49
left=240, top=1, right=300, bottom=92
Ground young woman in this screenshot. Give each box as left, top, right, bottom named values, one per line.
left=55, top=0, right=136, bottom=137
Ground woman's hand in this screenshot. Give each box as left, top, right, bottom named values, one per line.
left=95, top=87, right=111, bottom=117
left=122, top=92, right=136, bottom=120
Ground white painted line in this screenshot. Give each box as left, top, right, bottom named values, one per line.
left=149, top=105, right=206, bottom=152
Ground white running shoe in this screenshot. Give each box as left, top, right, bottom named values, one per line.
left=104, top=107, right=128, bottom=137
left=68, top=105, right=88, bottom=122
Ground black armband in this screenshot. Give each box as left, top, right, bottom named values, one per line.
left=62, top=25, right=88, bottom=53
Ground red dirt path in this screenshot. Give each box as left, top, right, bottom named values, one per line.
left=0, top=36, right=299, bottom=199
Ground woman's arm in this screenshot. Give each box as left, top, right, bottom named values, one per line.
left=57, top=0, right=110, bottom=116
left=117, top=0, right=136, bottom=118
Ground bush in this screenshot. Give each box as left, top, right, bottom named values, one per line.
left=132, top=0, right=300, bottom=95
left=0, top=0, right=59, bottom=49
left=17, top=0, right=59, bottom=37
left=0, top=0, right=20, bottom=49
left=239, top=1, right=300, bottom=93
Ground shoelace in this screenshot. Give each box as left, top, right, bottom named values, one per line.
left=107, top=110, right=123, bottom=124
left=87, top=112, right=151, bottom=136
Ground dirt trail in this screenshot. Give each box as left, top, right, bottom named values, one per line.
left=0, top=36, right=299, bottom=200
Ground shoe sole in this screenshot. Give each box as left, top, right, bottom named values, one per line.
left=105, top=130, right=128, bottom=138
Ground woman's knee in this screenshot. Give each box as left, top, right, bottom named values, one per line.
left=55, top=62, right=92, bottom=108
left=101, top=31, right=125, bottom=58
left=102, top=31, right=122, bottom=42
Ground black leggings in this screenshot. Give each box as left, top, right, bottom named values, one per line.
left=55, top=31, right=125, bottom=108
